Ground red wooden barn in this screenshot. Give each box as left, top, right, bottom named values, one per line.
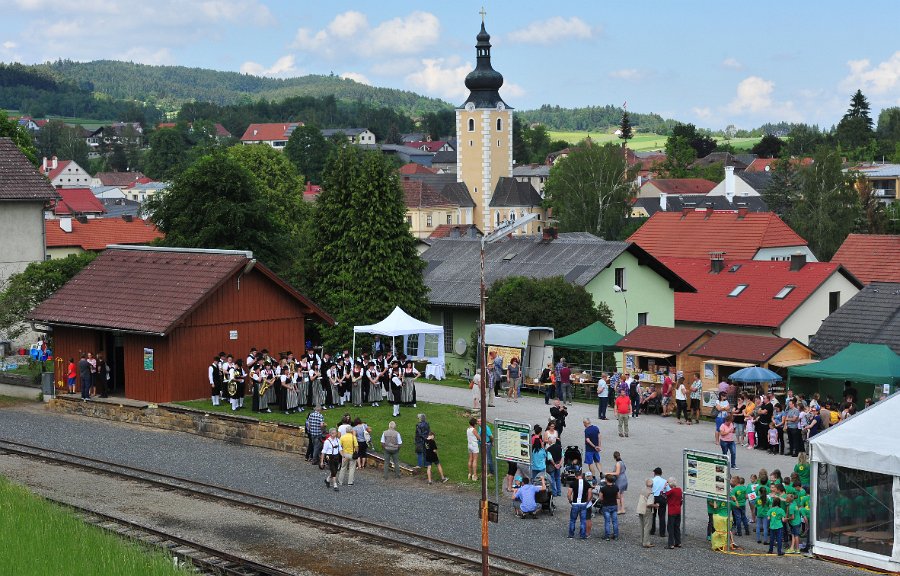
left=29, top=246, right=333, bottom=402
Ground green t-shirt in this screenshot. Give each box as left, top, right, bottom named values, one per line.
left=756, top=496, right=769, bottom=517
left=794, top=462, right=810, bottom=486
left=769, top=507, right=787, bottom=530
left=784, top=484, right=796, bottom=496
left=788, top=502, right=802, bottom=526
left=731, top=485, right=748, bottom=506
left=799, top=495, right=810, bottom=518
left=710, top=499, right=729, bottom=517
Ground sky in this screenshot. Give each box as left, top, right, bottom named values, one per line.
left=1, top=0, right=899, bottom=130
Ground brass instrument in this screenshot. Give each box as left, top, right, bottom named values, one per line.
left=226, top=376, right=238, bottom=398
left=258, top=369, right=272, bottom=397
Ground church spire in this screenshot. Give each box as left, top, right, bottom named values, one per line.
left=461, top=18, right=509, bottom=109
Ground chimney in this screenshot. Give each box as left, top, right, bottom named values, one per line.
left=42, top=157, right=48, bottom=172
left=121, top=214, right=133, bottom=222
left=737, top=207, right=748, bottom=219
left=709, top=251, right=726, bottom=273
left=724, top=165, right=735, bottom=202
left=542, top=227, right=558, bottom=241
left=790, top=252, right=807, bottom=271
left=59, top=217, right=72, bottom=233
left=51, top=156, right=58, bottom=169
left=659, top=192, right=667, bottom=211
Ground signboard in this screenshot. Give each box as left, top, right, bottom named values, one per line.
left=487, top=345, right=522, bottom=370
left=683, top=449, right=729, bottom=501
left=143, top=348, right=154, bottom=371
left=625, top=354, right=635, bottom=371
left=229, top=330, right=238, bottom=340
left=495, top=419, right=531, bottom=464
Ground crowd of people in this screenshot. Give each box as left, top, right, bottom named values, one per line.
left=66, top=352, right=111, bottom=399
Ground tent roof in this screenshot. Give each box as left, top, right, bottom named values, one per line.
left=788, top=342, right=900, bottom=385
left=810, top=392, right=900, bottom=476
left=353, top=306, right=443, bottom=337
left=485, top=324, right=553, bottom=348
left=544, top=321, right=623, bottom=352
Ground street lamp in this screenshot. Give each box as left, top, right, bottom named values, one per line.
left=478, top=212, right=538, bottom=576
left=614, top=284, right=628, bottom=334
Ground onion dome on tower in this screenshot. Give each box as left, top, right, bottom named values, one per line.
left=461, top=22, right=510, bottom=109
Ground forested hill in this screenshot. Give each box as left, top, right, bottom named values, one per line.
left=517, top=104, right=680, bottom=135
left=41, top=60, right=451, bottom=116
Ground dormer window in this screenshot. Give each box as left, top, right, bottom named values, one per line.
left=728, top=284, right=748, bottom=297
left=774, top=285, right=795, bottom=299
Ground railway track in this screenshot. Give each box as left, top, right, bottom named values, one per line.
left=0, top=438, right=572, bottom=576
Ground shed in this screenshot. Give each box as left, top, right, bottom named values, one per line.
left=29, top=246, right=333, bottom=402
left=615, top=325, right=712, bottom=386
left=809, top=393, right=900, bottom=572
left=484, top=324, right=554, bottom=380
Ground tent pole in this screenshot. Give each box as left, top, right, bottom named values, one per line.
left=352, top=333, right=356, bottom=361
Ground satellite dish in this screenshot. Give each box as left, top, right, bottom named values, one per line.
left=454, top=338, right=467, bottom=355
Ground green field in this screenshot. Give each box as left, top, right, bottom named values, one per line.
left=548, top=130, right=761, bottom=152
left=5, top=109, right=115, bottom=130
left=0, top=476, right=192, bottom=576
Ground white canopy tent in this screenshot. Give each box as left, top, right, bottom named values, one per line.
left=352, top=306, right=445, bottom=366
left=809, top=392, right=900, bottom=572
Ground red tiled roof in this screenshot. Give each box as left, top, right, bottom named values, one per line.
left=831, top=234, right=900, bottom=284
left=690, top=332, right=801, bottom=364
left=29, top=247, right=333, bottom=334
left=628, top=211, right=808, bottom=260
left=95, top=171, right=147, bottom=188
left=745, top=157, right=814, bottom=173
left=45, top=218, right=162, bottom=250
left=399, top=163, right=437, bottom=175
left=240, top=122, right=302, bottom=142
left=0, top=138, right=59, bottom=201
left=615, top=325, right=712, bottom=355
left=428, top=224, right=482, bottom=239
left=402, top=179, right=456, bottom=208
left=52, top=188, right=106, bottom=215
left=660, top=257, right=860, bottom=328
left=44, top=159, right=72, bottom=182
left=643, top=178, right=717, bottom=195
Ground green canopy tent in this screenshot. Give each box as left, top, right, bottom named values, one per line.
left=544, top=321, right=624, bottom=373
left=788, top=343, right=900, bottom=400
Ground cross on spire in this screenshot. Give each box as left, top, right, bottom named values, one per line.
left=479, top=6, right=486, bottom=22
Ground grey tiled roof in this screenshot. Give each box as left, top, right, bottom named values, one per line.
left=489, top=177, right=542, bottom=207
left=737, top=171, right=773, bottom=193
left=810, top=282, right=900, bottom=358
left=634, top=194, right=769, bottom=217
left=421, top=234, right=694, bottom=308
left=432, top=151, right=456, bottom=164
left=403, top=172, right=475, bottom=207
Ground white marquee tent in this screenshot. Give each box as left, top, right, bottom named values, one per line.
left=809, top=392, right=900, bottom=572
left=352, top=307, right=445, bottom=367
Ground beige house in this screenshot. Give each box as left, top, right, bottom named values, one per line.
left=402, top=178, right=460, bottom=239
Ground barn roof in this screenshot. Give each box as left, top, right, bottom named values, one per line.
left=29, top=246, right=332, bottom=335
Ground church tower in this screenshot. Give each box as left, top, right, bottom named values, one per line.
left=456, top=20, right=513, bottom=233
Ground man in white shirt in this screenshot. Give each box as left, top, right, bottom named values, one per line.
left=321, top=428, right=341, bottom=491
left=597, top=374, right=610, bottom=420
left=649, top=467, right=670, bottom=537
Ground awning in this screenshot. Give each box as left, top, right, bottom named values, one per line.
left=770, top=358, right=818, bottom=368
left=703, top=359, right=753, bottom=368
left=624, top=350, right=674, bottom=359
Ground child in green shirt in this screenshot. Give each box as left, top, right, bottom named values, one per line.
left=755, top=487, right=769, bottom=544
left=730, top=476, right=749, bottom=536
left=786, top=494, right=803, bottom=553
left=767, top=497, right=786, bottom=555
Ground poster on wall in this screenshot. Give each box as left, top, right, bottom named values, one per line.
left=487, top=345, right=522, bottom=370
left=704, top=363, right=715, bottom=380
left=143, top=348, right=154, bottom=371
left=625, top=354, right=635, bottom=371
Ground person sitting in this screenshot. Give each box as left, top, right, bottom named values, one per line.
left=513, top=475, right=547, bottom=518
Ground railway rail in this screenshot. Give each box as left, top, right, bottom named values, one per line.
left=0, top=438, right=572, bottom=576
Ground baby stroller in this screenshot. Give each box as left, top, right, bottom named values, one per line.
left=562, top=445, right=583, bottom=484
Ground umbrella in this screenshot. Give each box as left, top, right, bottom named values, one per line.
left=729, top=366, right=783, bottom=383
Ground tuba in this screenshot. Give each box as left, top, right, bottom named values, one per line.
left=226, top=370, right=238, bottom=397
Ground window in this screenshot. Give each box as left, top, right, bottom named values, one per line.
left=468, top=118, right=475, bottom=132
left=497, top=139, right=501, bottom=147
left=426, top=214, right=433, bottom=227
left=496, top=212, right=500, bottom=226
left=405, top=215, right=412, bottom=226
left=829, top=291, right=841, bottom=313
left=447, top=214, right=452, bottom=225
left=443, top=311, right=454, bottom=353
left=614, top=268, right=626, bottom=290
left=728, top=284, right=748, bottom=297
left=406, top=334, right=419, bottom=356
left=816, top=464, right=895, bottom=558
left=496, top=118, right=502, bottom=131
left=637, top=313, right=649, bottom=327
left=773, top=285, right=795, bottom=299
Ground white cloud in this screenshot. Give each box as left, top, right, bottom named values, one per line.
left=504, top=82, right=526, bottom=99
left=120, top=47, right=174, bottom=66
left=507, top=16, right=595, bottom=44
left=722, top=57, right=743, bottom=70
left=405, top=57, right=470, bottom=101
left=608, top=68, right=643, bottom=81
left=293, top=10, right=440, bottom=58
left=340, top=71, right=371, bottom=85
left=842, top=51, right=900, bottom=96
left=2, top=41, right=16, bottom=50
left=240, top=55, right=300, bottom=78
left=727, top=76, right=801, bottom=121
left=693, top=107, right=712, bottom=119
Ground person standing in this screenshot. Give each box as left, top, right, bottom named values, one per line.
left=546, top=437, right=563, bottom=497
left=322, top=428, right=341, bottom=491
left=599, top=474, right=620, bottom=540
left=540, top=363, right=554, bottom=405
left=784, top=399, right=801, bottom=457
left=550, top=399, right=568, bottom=437
left=613, top=451, right=628, bottom=514
left=208, top=356, right=222, bottom=406
left=719, top=414, right=738, bottom=470
left=567, top=469, right=592, bottom=539
left=304, top=405, right=324, bottom=463
left=466, top=417, right=480, bottom=481
left=66, top=358, right=77, bottom=395
left=675, top=377, right=688, bottom=424
left=597, top=373, right=610, bottom=420
left=615, top=389, right=631, bottom=438
left=380, top=421, right=402, bottom=480
left=689, top=373, right=702, bottom=424
left=665, top=478, right=683, bottom=549
left=78, top=353, right=91, bottom=399
left=87, top=352, right=97, bottom=397
left=583, top=418, right=602, bottom=479
left=636, top=478, right=656, bottom=548
left=338, top=425, right=358, bottom=486
left=490, top=351, right=503, bottom=401
left=414, top=413, right=431, bottom=469
left=650, top=467, right=669, bottom=537
left=767, top=497, right=787, bottom=555
left=95, top=353, right=109, bottom=398
left=401, top=360, right=419, bottom=408
left=714, top=391, right=730, bottom=444
left=388, top=360, right=403, bottom=417
left=559, top=361, right=572, bottom=405
left=423, top=430, right=449, bottom=484
left=478, top=417, right=495, bottom=477
left=506, top=357, right=521, bottom=403
left=470, top=372, right=482, bottom=411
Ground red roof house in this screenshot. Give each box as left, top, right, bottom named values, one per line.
left=45, top=218, right=162, bottom=253
left=404, top=141, right=451, bottom=153
left=240, top=123, right=303, bottom=148
left=399, top=162, right=437, bottom=175
left=639, top=178, right=717, bottom=197
left=52, top=188, right=106, bottom=217
left=428, top=224, right=482, bottom=239
left=831, top=234, right=900, bottom=284
left=628, top=211, right=812, bottom=261
left=94, top=171, right=147, bottom=188
left=660, top=255, right=863, bottom=343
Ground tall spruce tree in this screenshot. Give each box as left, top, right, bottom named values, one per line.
left=845, top=89, right=873, bottom=130
left=618, top=110, right=633, bottom=144
left=312, top=145, right=428, bottom=351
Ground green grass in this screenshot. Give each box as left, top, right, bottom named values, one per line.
left=7, top=359, right=51, bottom=378
left=0, top=395, right=31, bottom=408
left=0, top=476, right=193, bottom=576
left=548, top=130, right=761, bottom=152
left=177, top=394, right=501, bottom=489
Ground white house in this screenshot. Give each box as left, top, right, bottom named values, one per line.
left=320, top=128, right=376, bottom=144
left=42, top=157, right=92, bottom=189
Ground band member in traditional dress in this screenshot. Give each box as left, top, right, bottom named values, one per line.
left=220, top=354, right=233, bottom=404
left=368, top=359, right=383, bottom=407
left=250, top=363, right=263, bottom=412
left=246, top=348, right=258, bottom=371
left=402, top=360, right=420, bottom=407
left=388, top=359, right=403, bottom=417
left=340, top=359, right=352, bottom=406
left=280, top=362, right=299, bottom=414
left=209, top=355, right=223, bottom=406
left=327, top=360, right=341, bottom=410
left=229, top=358, right=246, bottom=411
left=254, top=362, right=275, bottom=413
left=351, top=361, right=365, bottom=407
left=364, top=361, right=380, bottom=407
left=297, top=357, right=311, bottom=413
left=264, top=361, right=278, bottom=408
left=303, top=346, right=321, bottom=407
left=320, top=351, right=334, bottom=408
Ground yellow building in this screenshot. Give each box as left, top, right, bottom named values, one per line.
left=456, top=21, right=544, bottom=234
left=402, top=178, right=460, bottom=239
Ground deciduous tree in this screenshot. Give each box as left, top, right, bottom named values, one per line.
left=284, top=124, right=332, bottom=184
left=143, top=128, right=189, bottom=180
left=0, top=110, right=38, bottom=165
left=750, top=134, right=785, bottom=158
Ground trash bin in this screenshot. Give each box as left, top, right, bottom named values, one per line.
left=41, top=372, right=54, bottom=402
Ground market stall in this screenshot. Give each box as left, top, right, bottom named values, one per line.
left=544, top=321, right=623, bottom=376
left=353, top=307, right=446, bottom=378
left=788, top=343, right=900, bottom=401
left=809, top=392, right=900, bottom=572
left=614, top=325, right=712, bottom=386
left=484, top=324, right=554, bottom=382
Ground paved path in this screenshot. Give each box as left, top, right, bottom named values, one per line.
left=0, top=399, right=861, bottom=576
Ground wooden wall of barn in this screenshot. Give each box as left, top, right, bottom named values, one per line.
left=50, top=326, right=103, bottom=391
left=122, top=334, right=172, bottom=403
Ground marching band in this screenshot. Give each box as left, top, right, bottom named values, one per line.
left=207, top=346, right=421, bottom=416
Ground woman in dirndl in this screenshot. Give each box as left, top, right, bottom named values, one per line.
left=401, top=360, right=419, bottom=407
left=281, top=366, right=299, bottom=414
left=296, top=358, right=311, bottom=412
left=351, top=361, right=365, bottom=407
left=367, top=360, right=383, bottom=407
left=327, top=361, right=341, bottom=410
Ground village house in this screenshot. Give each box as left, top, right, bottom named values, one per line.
left=402, top=178, right=460, bottom=239
left=636, top=178, right=718, bottom=199
left=830, top=234, right=900, bottom=284
left=321, top=128, right=376, bottom=144
left=810, top=281, right=900, bottom=358
left=45, top=217, right=162, bottom=259
left=41, top=156, right=92, bottom=188
left=48, top=188, right=106, bottom=219
left=512, top=164, right=550, bottom=197
left=240, top=122, right=303, bottom=149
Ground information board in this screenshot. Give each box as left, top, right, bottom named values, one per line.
left=683, top=449, right=730, bottom=501
left=495, top=419, right=531, bottom=464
